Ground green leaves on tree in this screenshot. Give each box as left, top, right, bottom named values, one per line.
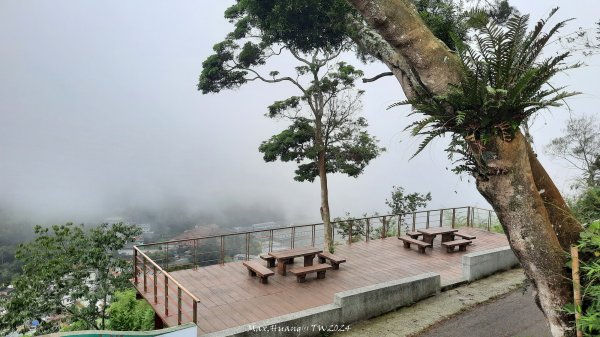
left=0, top=223, right=142, bottom=334
left=392, top=9, right=580, bottom=177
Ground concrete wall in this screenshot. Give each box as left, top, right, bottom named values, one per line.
left=41, top=323, right=197, bottom=337
left=203, top=273, right=440, bottom=337
left=462, top=246, right=520, bottom=281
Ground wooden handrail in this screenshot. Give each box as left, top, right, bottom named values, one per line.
left=134, top=247, right=201, bottom=303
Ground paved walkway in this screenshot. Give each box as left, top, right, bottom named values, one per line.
left=337, top=268, right=550, bottom=337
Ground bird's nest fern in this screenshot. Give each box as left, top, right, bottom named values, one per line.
left=391, top=8, right=580, bottom=178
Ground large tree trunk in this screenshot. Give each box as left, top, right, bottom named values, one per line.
left=347, top=1, right=583, bottom=335
left=526, top=142, right=584, bottom=250
left=475, top=132, right=574, bottom=336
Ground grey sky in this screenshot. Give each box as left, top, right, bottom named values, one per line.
left=0, top=1, right=598, bottom=227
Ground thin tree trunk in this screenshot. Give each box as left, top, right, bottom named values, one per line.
left=475, top=132, right=574, bottom=337
left=314, top=117, right=334, bottom=252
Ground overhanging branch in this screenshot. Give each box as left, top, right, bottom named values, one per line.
left=362, top=72, right=394, bottom=83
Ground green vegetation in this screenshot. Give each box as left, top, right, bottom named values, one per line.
left=105, top=290, right=154, bottom=331
left=393, top=9, right=580, bottom=176
left=0, top=223, right=141, bottom=335
left=567, top=221, right=600, bottom=336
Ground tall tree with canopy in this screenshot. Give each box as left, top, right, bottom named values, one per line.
left=198, top=0, right=384, bottom=252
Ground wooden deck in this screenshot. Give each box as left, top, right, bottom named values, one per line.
left=135, top=228, right=509, bottom=335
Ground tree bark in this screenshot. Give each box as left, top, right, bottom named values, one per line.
left=526, top=142, right=584, bottom=250
left=475, top=132, right=574, bottom=337
left=314, top=116, right=334, bottom=253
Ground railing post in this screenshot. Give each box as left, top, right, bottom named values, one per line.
left=193, top=300, right=198, bottom=325
left=164, top=275, right=169, bottom=316
left=412, top=212, right=416, bottom=231
left=153, top=265, right=158, bottom=304
left=452, top=208, right=456, bottom=228
left=246, top=233, right=250, bottom=260
left=177, top=287, right=182, bottom=325
left=291, top=227, right=295, bottom=249
left=331, top=223, right=335, bottom=244
left=349, top=221, right=353, bottom=245
left=311, top=225, right=315, bottom=247
left=220, top=235, right=225, bottom=265
left=366, top=219, right=370, bottom=242
left=439, top=209, right=444, bottom=227
left=193, top=239, right=198, bottom=269
left=488, top=210, right=492, bottom=231
left=133, top=248, right=138, bottom=286
left=269, top=229, right=274, bottom=252
left=466, top=207, right=471, bottom=227
left=426, top=211, right=430, bottom=228
left=381, top=216, right=387, bottom=239
left=165, top=244, right=169, bottom=271
left=143, top=257, right=147, bottom=293
left=397, top=215, right=401, bottom=236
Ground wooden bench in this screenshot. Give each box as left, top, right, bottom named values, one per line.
left=398, top=236, right=432, bottom=254
left=441, top=239, right=472, bottom=253
left=243, top=261, right=275, bottom=284
left=454, top=232, right=476, bottom=240
left=405, top=231, right=422, bottom=239
left=317, top=252, right=346, bottom=270
left=260, top=253, right=276, bottom=268
left=288, top=264, right=332, bottom=283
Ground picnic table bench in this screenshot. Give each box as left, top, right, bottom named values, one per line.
left=441, top=239, right=472, bottom=253
left=418, top=227, right=458, bottom=244
left=288, top=264, right=332, bottom=283
left=317, top=252, right=346, bottom=270
left=268, top=247, right=322, bottom=276
left=243, top=261, right=275, bottom=284
left=259, top=253, right=276, bottom=268
left=398, top=236, right=432, bottom=254
left=455, top=232, right=476, bottom=240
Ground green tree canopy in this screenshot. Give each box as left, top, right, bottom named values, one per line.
left=0, top=223, right=141, bottom=334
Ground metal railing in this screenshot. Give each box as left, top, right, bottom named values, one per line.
left=132, top=206, right=498, bottom=326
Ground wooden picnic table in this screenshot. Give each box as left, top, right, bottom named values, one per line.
left=268, top=247, right=323, bottom=276
left=417, top=227, right=458, bottom=245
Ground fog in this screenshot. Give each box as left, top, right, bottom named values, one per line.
left=0, top=1, right=599, bottom=233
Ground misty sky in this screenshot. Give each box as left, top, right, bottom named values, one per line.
left=1, top=1, right=599, bottom=227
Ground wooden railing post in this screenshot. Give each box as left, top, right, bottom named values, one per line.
left=412, top=212, right=416, bottom=231
left=153, top=265, right=158, bottom=304
left=143, top=257, right=147, bottom=293
left=397, top=215, right=402, bottom=236
left=439, top=209, right=444, bottom=227
left=466, top=207, right=471, bottom=227
left=349, top=221, right=353, bottom=245
left=366, top=219, right=370, bottom=242
left=164, top=275, right=169, bottom=316
left=193, top=300, right=198, bottom=325
left=426, top=211, right=430, bottom=228
left=269, top=229, right=274, bottom=252
left=193, top=239, right=198, bottom=269
left=291, top=227, right=295, bottom=249
left=311, top=225, right=315, bottom=247
left=488, top=210, right=492, bottom=231
left=165, top=244, right=169, bottom=271
left=133, top=248, right=138, bottom=286
left=381, top=216, right=387, bottom=239
left=452, top=208, right=456, bottom=228
left=177, top=287, right=182, bottom=325
left=220, top=236, right=225, bottom=265
left=245, top=233, right=250, bottom=260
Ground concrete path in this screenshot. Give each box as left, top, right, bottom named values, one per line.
left=337, top=268, right=550, bottom=337
left=416, top=287, right=551, bottom=337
